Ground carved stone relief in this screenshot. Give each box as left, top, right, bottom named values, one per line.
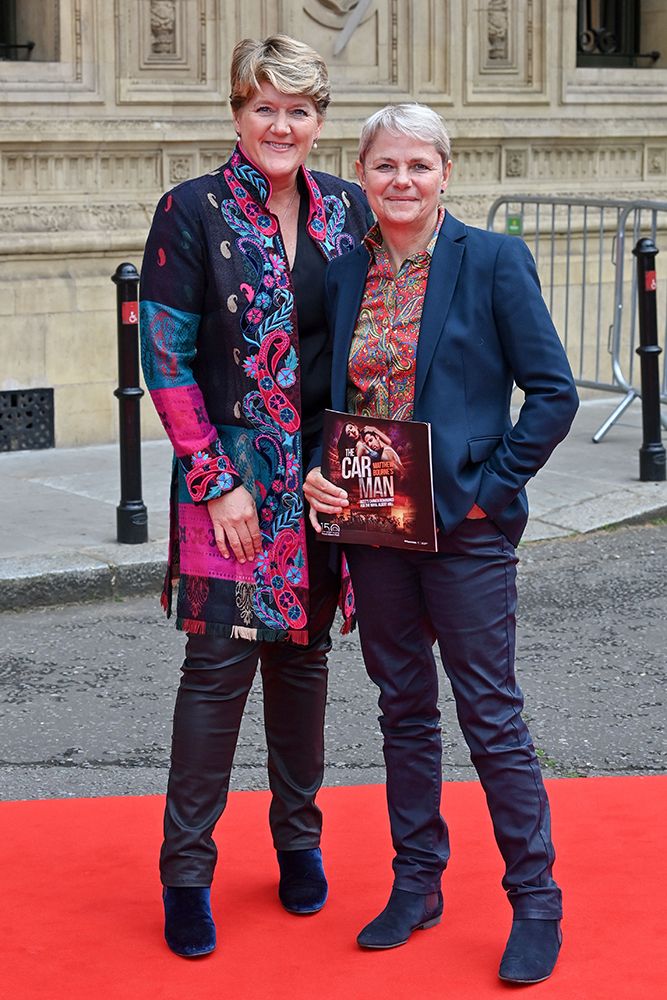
left=646, top=148, right=667, bottom=175
left=531, top=146, right=643, bottom=182
left=467, top=0, right=546, bottom=102
left=303, top=0, right=375, bottom=32
left=1, top=151, right=162, bottom=194
left=488, top=0, right=509, bottom=63
left=505, top=148, right=528, bottom=178
left=280, top=0, right=406, bottom=94
left=168, top=154, right=196, bottom=184
left=150, top=1, right=177, bottom=55
left=453, top=147, right=501, bottom=184
left=117, top=0, right=224, bottom=102
left=597, top=147, right=643, bottom=180
left=0, top=202, right=149, bottom=234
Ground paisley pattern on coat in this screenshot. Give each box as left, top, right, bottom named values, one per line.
left=139, top=146, right=370, bottom=643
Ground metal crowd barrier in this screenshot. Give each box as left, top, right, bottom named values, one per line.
left=487, top=196, right=667, bottom=442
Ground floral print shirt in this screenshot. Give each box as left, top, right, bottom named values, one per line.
left=347, top=207, right=445, bottom=420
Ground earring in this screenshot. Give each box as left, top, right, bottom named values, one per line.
left=313, top=140, right=318, bottom=149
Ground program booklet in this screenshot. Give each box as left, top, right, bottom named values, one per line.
left=318, top=409, right=437, bottom=551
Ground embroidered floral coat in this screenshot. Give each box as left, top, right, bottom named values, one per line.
left=139, top=147, right=370, bottom=644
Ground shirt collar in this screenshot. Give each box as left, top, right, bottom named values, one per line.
left=364, top=205, right=445, bottom=265
left=227, top=143, right=329, bottom=246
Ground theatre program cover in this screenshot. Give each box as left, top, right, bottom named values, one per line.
left=318, top=410, right=437, bottom=551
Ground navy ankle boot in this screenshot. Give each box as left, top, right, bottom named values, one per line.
left=163, top=886, right=216, bottom=957
left=276, top=848, right=328, bottom=914
left=357, top=887, right=443, bottom=949
left=499, top=918, right=562, bottom=983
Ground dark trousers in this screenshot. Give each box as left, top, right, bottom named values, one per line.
left=160, top=522, right=339, bottom=886
left=345, top=518, right=563, bottom=919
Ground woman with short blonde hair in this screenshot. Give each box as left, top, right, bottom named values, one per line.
left=141, top=33, right=370, bottom=958
left=230, top=33, right=331, bottom=115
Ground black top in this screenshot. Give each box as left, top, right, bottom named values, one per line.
left=292, top=190, right=331, bottom=450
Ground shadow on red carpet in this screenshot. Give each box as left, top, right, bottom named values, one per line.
left=0, top=776, right=664, bottom=1000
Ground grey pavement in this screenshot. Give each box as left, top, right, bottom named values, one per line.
left=0, top=393, right=666, bottom=611
left=2, top=521, right=665, bottom=799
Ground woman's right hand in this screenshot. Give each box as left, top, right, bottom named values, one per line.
left=208, top=486, right=262, bottom=563
left=303, top=467, right=349, bottom=532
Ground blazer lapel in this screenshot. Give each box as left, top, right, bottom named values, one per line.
left=330, top=246, right=370, bottom=411
left=414, top=212, right=467, bottom=405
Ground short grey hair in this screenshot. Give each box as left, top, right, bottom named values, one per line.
left=358, top=103, right=452, bottom=166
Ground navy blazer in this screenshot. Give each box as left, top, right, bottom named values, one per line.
left=323, top=211, right=579, bottom=546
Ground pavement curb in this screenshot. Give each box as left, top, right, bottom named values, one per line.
left=2, top=501, right=666, bottom=612
left=521, top=500, right=667, bottom=544
left=0, top=547, right=167, bottom=612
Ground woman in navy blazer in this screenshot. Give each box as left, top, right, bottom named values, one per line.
left=304, top=104, right=579, bottom=983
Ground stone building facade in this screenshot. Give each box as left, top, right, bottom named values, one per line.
left=1, top=0, right=667, bottom=446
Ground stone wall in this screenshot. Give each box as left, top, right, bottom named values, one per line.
left=1, top=0, right=667, bottom=445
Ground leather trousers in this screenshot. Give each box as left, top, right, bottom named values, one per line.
left=160, top=523, right=339, bottom=886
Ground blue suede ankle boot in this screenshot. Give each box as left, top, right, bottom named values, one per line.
left=163, top=886, right=216, bottom=958
left=498, top=918, right=562, bottom=983
left=357, top=887, right=443, bottom=949
left=276, top=848, right=328, bottom=914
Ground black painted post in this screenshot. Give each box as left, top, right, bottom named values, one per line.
left=111, top=262, right=149, bottom=542
left=632, top=238, right=666, bottom=482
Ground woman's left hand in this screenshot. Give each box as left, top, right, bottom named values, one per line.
left=303, top=467, right=349, bottom=532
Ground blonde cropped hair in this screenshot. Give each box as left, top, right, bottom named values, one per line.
left=230, top=35, right=331, bottom=116
left=359, top=103, right=452, bottom=167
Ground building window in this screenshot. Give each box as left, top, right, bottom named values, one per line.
left=0, top=0, right=59, bottom=62
left=577, top=0, right=660, bottom=67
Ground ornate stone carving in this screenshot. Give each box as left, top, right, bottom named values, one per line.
left=1, top=151, right=162, bottom=194
left=531, top=145, right=643, bottom=182
left=168, top=155, right=195, bottom=184
left=468, top=0, right=546, bottom=101
left=598, top=146, right=643, bottom=180
left=488, top=0, right=509, bottom=62
left=150, top=1, right=177, bottom=55
left=304, top=0, right=374, bottom=29
left=454, top=147, right=501, bottom=184
left=117, top=0, right=224, bottom=102
left=505, top=149, right=528, bottom=178
left=295, top=0, right=400, bottom=91
left=443, top=193, right=496, bottom=226
left=318, top=0, right=358, bottom=13
left=647, top=148, right=667, bottom=175
left=0, top=202, right=151, bottom=234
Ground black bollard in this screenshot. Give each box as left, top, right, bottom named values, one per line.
left=111, top=262, right=149, bottom=542
left=632, top=238, right=666, bottom=482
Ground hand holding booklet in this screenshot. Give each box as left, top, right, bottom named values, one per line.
left=317, top=409, right=437, bottom=551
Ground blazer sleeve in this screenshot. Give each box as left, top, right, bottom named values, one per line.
left=139, top=188, right=243, bottom=503
left=475, top=236, right=579, bottom=517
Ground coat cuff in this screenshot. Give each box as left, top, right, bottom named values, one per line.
left=184, top=442, right=243, bottom=503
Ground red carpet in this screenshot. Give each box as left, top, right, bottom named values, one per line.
left=0, top=777, right=665, bottom=1000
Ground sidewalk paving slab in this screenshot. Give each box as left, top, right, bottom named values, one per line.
left=0, top=396, right=665, bottom=611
